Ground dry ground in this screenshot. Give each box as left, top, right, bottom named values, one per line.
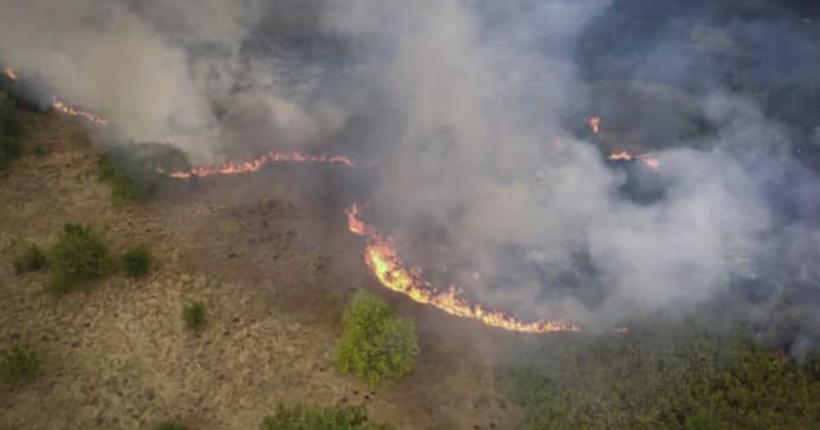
left=0, top=113, right=520, bottom=430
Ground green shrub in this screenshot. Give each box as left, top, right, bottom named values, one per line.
left=152, top=422, right=190, bottom=430
left=122, top=244, right=151, bottom=279
left=183, top=302, right=205, bottom=330
left=337, top=290, right=418, bottom=386
left=0, top=343, right=40, bottom=385
left=97, top=142, right=190, bottom=203
left=13, top=241, right=47, bottom=274
left=260, top=404, right=392, bottom=430
left=47, top=223, right=113, bottom=294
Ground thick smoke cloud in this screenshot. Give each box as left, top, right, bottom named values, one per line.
left=2, top=0, right=819, bottom=337
left=0, top=0, right=347, bottom=160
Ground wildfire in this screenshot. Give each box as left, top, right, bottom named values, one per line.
left=168, top=151, right=356, bottom=179
left=588, top=116, right=601, bottom=134
left=51, top=97, right=107, bottom=125
left=608, top=151, right=660, bottom=169
left=4, top=67, right=18, bottom=81
left=346, top=205, right=580, bottom=333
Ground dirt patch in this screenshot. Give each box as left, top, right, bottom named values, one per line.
left=0, top=113, right=518, bottom=430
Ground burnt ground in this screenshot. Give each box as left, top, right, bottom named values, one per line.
left=0, top=112, right=523, bottom=430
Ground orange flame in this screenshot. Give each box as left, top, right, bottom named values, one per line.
left=168, top=151, right=356, bottom=179
left=588, top=116, right=601, bottom=134
left=346, top=204, right=579, bottom=333
left=4, top=67, right=18, bottom=81
left=51, top=97, right=107, bottom=125
left=608, top=151, right=660, bottom=169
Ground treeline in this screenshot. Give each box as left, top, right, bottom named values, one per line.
left=499, top=323, right=820, bottom=430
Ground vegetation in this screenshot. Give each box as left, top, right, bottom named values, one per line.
left=98, top=142, right=190, bottom=203
left=183, top=302, right=205, bottom=330
left=337, top=290, right=418, bottom=386
left=259, top=404, right=392, bottom=430
left=0, top=91, right=22, bottom=170
left=152, top=422, right=190, bottom=430
left=47, top=223, right=113, bottom=294
left=500, top=322, right=820, bottom=430
left=0, top=343, right=40, bottom=386
left=122, top=244, right=152, bottom=279
left=12, top=241, right=47, bottom=274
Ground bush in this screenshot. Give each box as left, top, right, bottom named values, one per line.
left=13, top=241, right=47, bottom=274
left=152, top=422, right=190, bottom=430
left=183, top=302, right=205, bottom=330
left=47, top=223, right=113, bottom=294
left=0, top=343, right=40, bottom=385
left=98, top=142, right=190, bottom=203
left=260, top=404, right=392, bottom=430
left=337, top=290, right=418, bottom=386
left=122, top=244, right=151, bottom=279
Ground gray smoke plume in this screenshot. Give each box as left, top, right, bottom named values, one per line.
left=3, top=0, right=819, bottom=339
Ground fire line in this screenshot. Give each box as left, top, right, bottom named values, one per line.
left=346, top=204, right=580, bottom=333
left=166, top=151, right=357, bottom=179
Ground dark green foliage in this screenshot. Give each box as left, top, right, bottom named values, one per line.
left=152, top=422, right=190, bottom=430
left=501, top=323, right=820, bottom=430
left=259, top=404, right=392, bottom=430
left=183, top=302, right=205, bottom=330
left=0, top=344, right=40, bottom=385
left=12, top=241, right=47, bottom=274
left=337, top=290, right=418, bottom=386
left=98, top=142, right=190, bottom=203
left=0, top=92, right=21, bottom=170
left=47, top=223, right=113, bottom=294
left=122, top=244, right=151, bottom=279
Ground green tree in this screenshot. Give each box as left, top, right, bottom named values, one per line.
left=337, top=290, right=418, bottom=386
left=47, top=223, right=113, bottom=293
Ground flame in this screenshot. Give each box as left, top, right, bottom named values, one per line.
left=608, top=151, right=660, bottom=169
left=168, top=151, right=356, bottom=179
left=346, top=204, right=579, bottom=333
left=4, top=67, right=18, bottom=81
left=51, top=97, right=107, bottom=125
left=588, top=116, right=601, bottom=134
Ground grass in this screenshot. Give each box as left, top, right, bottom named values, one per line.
left=183, top=302, right=205, bottom=330
left=122, top=244, right=152, bottom=279
left=260, top=404, right=393, bottom=430
left=337, top=290, right=418, bottom=387
left=0, top=91, right=22, bottom=170
left=13, top=241, right=47, bottom=274
left=152, top=422, right=190, bottom=430
left=47, top=223, right=113, bottom=294
left=0, top=344, right=40, bottom=386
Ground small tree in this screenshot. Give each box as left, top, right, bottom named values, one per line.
left=47, top=223, right=113, bottom=294
left=260, top=404, right=392, bottom=430
left=122, top=244, right=152, bottom=279
left=337, top=290, right=418, bottom=386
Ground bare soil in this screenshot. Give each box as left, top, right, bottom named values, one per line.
left=0, top=113, right=520, bottom=430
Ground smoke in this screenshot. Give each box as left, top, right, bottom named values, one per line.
left=0, top=0, right=347, bottom=160
left=3, top=0, right=820, bottom=339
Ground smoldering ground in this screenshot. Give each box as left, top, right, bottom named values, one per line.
left=2, top=0, right=820, bottom=348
